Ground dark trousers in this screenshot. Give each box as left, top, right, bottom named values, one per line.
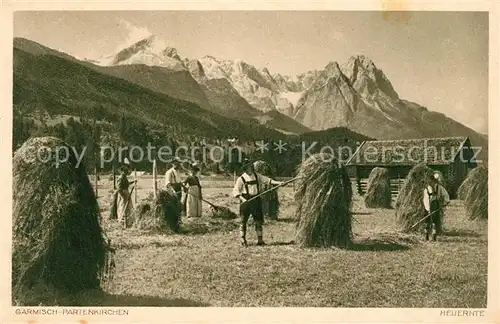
left=171, top=183, right=182, bottom=200
left=239, top=196, right=264, bottom=241
left=425, top=209, right=442, bottom=240
left=171, top=183, right=184, bottom=221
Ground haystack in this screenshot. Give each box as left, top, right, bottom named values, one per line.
left=12, top=137, right=107, bottom=298
left=364, top=167, right=392, bottom=209
left=457, top=166, right=488, bottom=220
left=294, top=153, right=353, bottom=248
left=132, top=190, right=181, bottom=232
left=208, top=205, right=238, bottom=219
left=253, top=160, right=280, bottom=220
left=395, top=163, right=435, bottom=232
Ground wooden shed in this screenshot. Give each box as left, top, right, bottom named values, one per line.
left=345, top=136, right=477, bottom=199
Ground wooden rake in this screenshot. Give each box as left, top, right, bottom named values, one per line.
left=176, top=189, right=234, bottom=216
left=410, top=206, right=445, bottom=230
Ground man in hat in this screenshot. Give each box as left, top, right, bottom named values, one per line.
left=423, top=172, right=450, bottom=241
left=232, top=159, right=285, bottom=246
left=165, top=158, right=183, bottom=201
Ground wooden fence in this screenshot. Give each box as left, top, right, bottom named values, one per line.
left=351, top=178, right=405, bottom=198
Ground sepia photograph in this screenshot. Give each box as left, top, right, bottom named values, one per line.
left=3, top=5, right=496, bottom=320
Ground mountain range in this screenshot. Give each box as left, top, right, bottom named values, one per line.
left=13, top=36, right=488, bottom=160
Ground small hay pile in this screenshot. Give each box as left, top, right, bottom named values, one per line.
left=208, top=205, right=238, bottom=219
left=253, top=160, right=280, bottom=220
left=132, top=190, right=181, bottom=232
left=12, top=137, right=107, bottom=300
left=294, top=153, right=353, bottom=248
left=457, top=166, right=488, bottom=220
left=395, top=163, right=435, bottom=232
left=364, top=167, right=392, bottom=209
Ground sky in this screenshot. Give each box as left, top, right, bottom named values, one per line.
left=13, top=11, right=489, bottom=134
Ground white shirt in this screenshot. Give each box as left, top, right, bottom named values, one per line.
left=232, top=172, right=272, bottom=197
left=423, top=184, right=450, bottom=212
left=165, top=167, right=180, bottom=187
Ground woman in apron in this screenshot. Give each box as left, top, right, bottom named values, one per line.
left=183, top=165, right=203, bottom=218
left=116, top=162, right=136, bottom=226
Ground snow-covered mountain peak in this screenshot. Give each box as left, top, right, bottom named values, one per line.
left=96, top=35, right=186, bottom=71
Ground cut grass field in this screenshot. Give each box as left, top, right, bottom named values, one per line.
left=36, top=175, right=489, bottom=307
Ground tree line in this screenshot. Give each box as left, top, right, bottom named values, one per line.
left=13, top=108, right=367, bottom=177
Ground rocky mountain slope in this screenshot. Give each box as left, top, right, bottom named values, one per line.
left=93, top=36, right=312, bottom=120
left=292, top=56, right=488, bottom=158
left=186, top=46, right=487, bottom=160
left=91, top=36, right=311, bottom=134
left=13, top=36, right=487, bottom=161
left=12, top=43, right=370, bottom=176
left=193, top=55, right=316, bottom=116
left=14, top=37, right=310, bottom=135
left=13, top=46, right=292, bottom=145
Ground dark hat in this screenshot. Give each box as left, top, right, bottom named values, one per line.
left=190, top=163, right=200, bottom=172
left=427, top=172, right=439, bottom=183
left=171, top=157, right=181, bottom=165
left=241, top=158, right=254, bottom=169
left=120, top=164, right=131, bottom=173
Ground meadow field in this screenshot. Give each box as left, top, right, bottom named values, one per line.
left=77, top=174, right=487, bottom=308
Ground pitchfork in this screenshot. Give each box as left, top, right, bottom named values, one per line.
left=242, top=177, right=298, bottom=204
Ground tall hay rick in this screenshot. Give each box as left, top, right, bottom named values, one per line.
left=294, top=153, right=353, bottom=248
left=364, top=167, right=392, bottom=209
left=394, top=163, right=435, bottom=232
left=12, top=137, right=108, bottom=304
left=458, top=165, right=488, bottom=221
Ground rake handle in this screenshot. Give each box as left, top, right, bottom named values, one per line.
left=242, top=177, right=298, bottom=205
left=173, top=189, right=219, bottom=210
left=124, top=185, right=136, bottom=207
left=410, top=206, right=444, bottom=229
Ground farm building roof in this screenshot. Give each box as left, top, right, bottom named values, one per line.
left=345, top=137, right=472, bottom=166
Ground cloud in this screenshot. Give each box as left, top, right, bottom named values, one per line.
left=115, top=18, right=167, bottom=53
left=94, top=19, right=158, bottom=63
left=117, top=18, right=153, bottom=49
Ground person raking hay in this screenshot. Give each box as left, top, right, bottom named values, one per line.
left=232, top=159, right=287, bottom=247
left=422, top=172, right=450, bottom=241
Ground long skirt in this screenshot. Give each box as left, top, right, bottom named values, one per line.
left=117, top=189, right=132, bottom=225
left=185, top=185, right=202, bottom=218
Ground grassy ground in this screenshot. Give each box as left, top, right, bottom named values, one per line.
left=29, top=175, right=489, bottom=307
